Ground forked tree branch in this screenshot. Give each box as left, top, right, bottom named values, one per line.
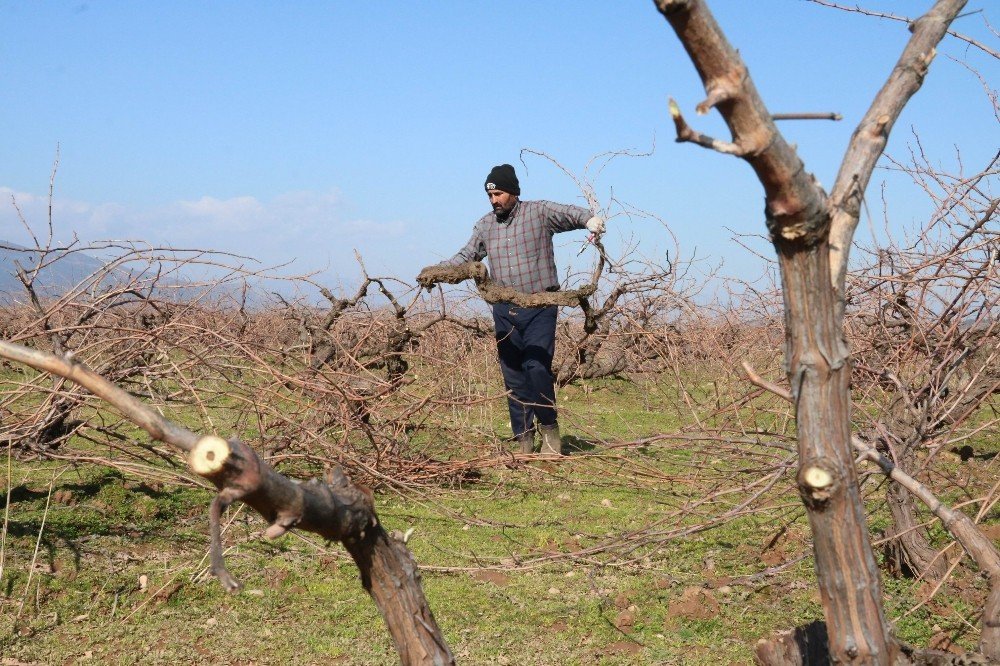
left=657, top=0, right=977, bottom=661
left=655, top=2, right=886, bottom=658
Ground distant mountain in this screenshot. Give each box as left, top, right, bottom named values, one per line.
left=0, top=241, right=107, bottom=299
left=0, top=240, right=254, bottom=306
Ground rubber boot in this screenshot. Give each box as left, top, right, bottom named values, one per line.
left=539, top=424, right=561, bottom=456
left=517, top=432, right=535, bottom=454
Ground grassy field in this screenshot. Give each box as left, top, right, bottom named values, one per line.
left=1, top=371, right=995, bottom=665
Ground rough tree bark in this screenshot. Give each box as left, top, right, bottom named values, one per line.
left=417, top=257, right=602, bottom=332
left=417, top=261, right=597, bottom=306
left=0, top=339, right=454, bottom=666
left=884, top=481, right=949, bottom=581
left=653, top=0, right=971, bottom=663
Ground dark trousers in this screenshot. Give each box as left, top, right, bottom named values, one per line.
left=491, top=302, right=558, bottom=438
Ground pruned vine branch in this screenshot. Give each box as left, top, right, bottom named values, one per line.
left=416, top=261, right=601, bottom=331
left=0, top=339, right=455, bottom=666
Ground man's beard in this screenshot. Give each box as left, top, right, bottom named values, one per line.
left=494, top=204, right=512, bottom=221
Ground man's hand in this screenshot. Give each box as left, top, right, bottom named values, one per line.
left=585, top=215, right=605, bottom=235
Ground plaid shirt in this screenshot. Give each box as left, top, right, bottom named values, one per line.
left=440, top=200, right=591, bottom=294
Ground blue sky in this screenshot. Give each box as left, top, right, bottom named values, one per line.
left=1, top=1, right=996, bottom=293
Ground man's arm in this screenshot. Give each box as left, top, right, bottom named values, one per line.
left=540, top=201, right=603, bottom=235
left=437, top=222, right=487, bottom=267
left=417, top=220, right=487, bottom=287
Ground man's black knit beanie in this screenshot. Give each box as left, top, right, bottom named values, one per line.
left=484, top=164, right=520, bottom=196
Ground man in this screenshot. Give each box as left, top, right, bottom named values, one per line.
left=418, top=164, right=604, bottom=455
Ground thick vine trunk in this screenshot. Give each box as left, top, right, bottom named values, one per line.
left=654, top=0, right=973, bottom=661
left=984, top=583, right=1000, bottom=661
left=775, top=238, right=894, bottom=663
left=755, top=621, right=831, bottom=666
left=343, top=530, right=451, bottom=665
left=874, top=431, right=947, bottom=582
left=653, top=0, right=896, bottom=659
left=884, top=478, right=948, bottom=581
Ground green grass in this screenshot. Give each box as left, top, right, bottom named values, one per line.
left=0, top=468, right=812, bottom=664
left=1, top=374, right=995, bottom=664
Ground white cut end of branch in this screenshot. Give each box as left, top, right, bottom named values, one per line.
left=921, top=47, right=936, bottom=67
left=803, top=466, right=833, bottom=490
left=189, top=436, right=231, bottom=476
left=779, top=225, right=808, bottom=241
left=668, top=98, right=681, bottom=119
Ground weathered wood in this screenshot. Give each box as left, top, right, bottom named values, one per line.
left=417, top=261, right=596, bottom=307
left=654, top=0, right=973, bottom=662
left=743, top=360, right=1000, bottom=664
left=418, top=261, right=601, bottom=333
left=983, top=584, right=1000, bottom=661
left=775, top=239, right=895, bottom=664
left=652, top=1, right=894, bottom=660
left=854, top=438, right=1000, bottom=662
left=755, top=621, right=998, bottom=666
left=191, top=435, right=453, bottom=665
left=755, top=621, right=830, bottom=666
left=883, top=482, right=949, bottom=581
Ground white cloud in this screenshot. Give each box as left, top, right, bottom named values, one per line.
left=0, top=186, right=410, bottom=278
left=175, top=195, right=267, bottom=229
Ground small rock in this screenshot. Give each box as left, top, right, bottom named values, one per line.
left=615, top=610, right=635, bottom=629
